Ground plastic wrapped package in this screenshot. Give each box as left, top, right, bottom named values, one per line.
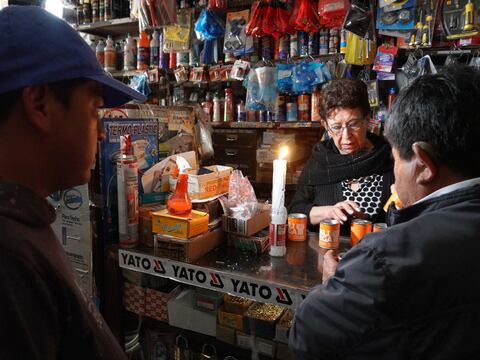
left=194, top=8, right=225, bottom=41
left=227, top=170, right=258, bottom=220
left=275, top=63, right=295, bottom=93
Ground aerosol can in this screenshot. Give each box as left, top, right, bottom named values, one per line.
left=117, top=134, right=139, bottom=248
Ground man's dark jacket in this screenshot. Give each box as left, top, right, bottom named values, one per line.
left=289, top=184, right=480, bottom=359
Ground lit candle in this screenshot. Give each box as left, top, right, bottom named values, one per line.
left=272, top=146, right=288, bottom=210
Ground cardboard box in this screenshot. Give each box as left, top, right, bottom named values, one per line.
left=145, top=285, right=182, bottom=323
left=193, top=288, right=224, bottom=313
left=276, top=342, right=293, bottom=360
left=222, top=205, right=271, bottom=236
left=152, top=209, right=209, bottom=238
left=218, top=306, right=245, bottom=331
left=123, top=282, right=145, bottom=315
left=245, top=303, right=285, bottom=339
left=236, top=332, right=254, bottom=349
left=154, top=228, right=223, bottom=263
left=170, top=165, right=233, bottom=200
left=275, top=309, right=294, bottom=344
left=227, top=229, right=270, bottom=254
left=216, top=324, right=236, bottom=345
left=167, top=289, right=217, bottom=337
left=223, top=294, right=254, bottom=315
left=256, top=337, right=276, bottom=358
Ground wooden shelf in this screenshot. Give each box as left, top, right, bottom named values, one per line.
left=212, top=121, right=324, bottom=129
left=76, top=17, right=138, bottom=37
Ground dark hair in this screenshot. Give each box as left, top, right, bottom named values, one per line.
left=385, top=66, right=480, bottom=178
left=0, top=78, right=88, bottom=122
left=319, top=78, right=371, bottom=120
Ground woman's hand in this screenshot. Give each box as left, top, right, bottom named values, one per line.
left=322, top=250, right=339, bottom=284
left=310, top=201, right=363, bottom=225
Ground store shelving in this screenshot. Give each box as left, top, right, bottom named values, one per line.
left=76, top=17, right=139, bottom=37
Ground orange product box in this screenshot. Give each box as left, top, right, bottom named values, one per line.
left=151, top=209, right=209, bottom=239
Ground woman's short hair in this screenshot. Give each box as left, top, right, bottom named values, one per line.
left=319, top=78, right=371, bottom=120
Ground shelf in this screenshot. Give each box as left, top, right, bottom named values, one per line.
left=76, top=17, right=138, bottom=37
left=212, top=121, right=324, bottom=129
left=118, top=233, right=342, bottom=309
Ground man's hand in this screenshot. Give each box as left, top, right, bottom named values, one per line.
left=322, top=250, right=339, bottom=284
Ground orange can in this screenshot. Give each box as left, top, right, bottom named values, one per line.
left=350, top=219, right=373, bottom=246
left=319, top=219, right=340, bottom=249
left=373, top=223, right=387, bottom=232
left=288, top=213, right=307, bottom=241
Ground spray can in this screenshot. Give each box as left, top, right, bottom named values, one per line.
left=150, top=29, right=159, bottom=69
left=340, top=29, right=347, bottom=54
left=329, top=28, right=339, bottom=54
left=319, top=28, right=329, bottom=55
left=137, top=31, right=150, bottom=70
left=298, top=31, right=309, bottom=57
left=308, top=31, right=319, bottom=56
left=159, top=32, right=169, bottom=69
left=278, top=35, right=289, bottom=60
left=117, top=135, right=139, bottom=249
left=104, top=35, right=116, bottom=72
left=290, top=32, right=298, bottom=58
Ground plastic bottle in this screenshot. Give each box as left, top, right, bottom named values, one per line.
left=150, top=29, right=159, bottom=69
left=201, top=92, right=213, bottom=122
left=95, top=39, right=105, bottom=67
left=115, top=41, right=124, bottom=71
left=167, top=173, right=192, bottom=216
left=124, top=33, right=136, bottom=70
left=88, top=36, right=97, bottom=53
left=387, top=87, right=397, bottom=111
left=213, top=91, right=222, bottom=123
left=104, top=35, right=116, bottom=72
left=137, top=31, right=150, bottom=70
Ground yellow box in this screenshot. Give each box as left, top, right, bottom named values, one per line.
left=218, top=306, right=245, bottom=332
left=151, top=209, right=209, bottom=239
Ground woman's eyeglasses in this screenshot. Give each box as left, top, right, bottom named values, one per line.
left=327, top=120, right=364, bottom=135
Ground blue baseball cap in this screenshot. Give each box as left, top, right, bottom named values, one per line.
left=0, top=6, right=146, bottom=108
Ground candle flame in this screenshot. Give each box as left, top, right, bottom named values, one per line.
left=279, top=146, right=289, bottom=160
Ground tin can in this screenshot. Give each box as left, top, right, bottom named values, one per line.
left=340, top=29, right=347, bottom=54
left=247, top=110, right=256, bottom=122
left=373, top=223, right=387, bottom=232
left=288, top=213, right=308, bottom=241
left=257, top=109, right=268, bottom=122
left=274, top=94, right=286, bottom=122
left=290, top=32, right=299, bottom=57
left=308, top=31, right=319, bottom=56
left=350, top=219, right=373, bottom=246
left=261, top=36, right=273, bottom=61
left=329, top=28, right=339, bottom=54
left=319, top=219, right=340, bottom=249
left=311, top=86, right=322, bottom=121
left=297, top=94, right=311, bottom=121
left=319, top=28, right=329, bottom=55
left=298, top=31, right=309, bottom=57
left=286, top=101, right=298, bottom=122
left=278, top=35, right=289, bottom=60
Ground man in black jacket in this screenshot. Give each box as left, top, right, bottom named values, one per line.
left=0, top=6, right=145, bottom=359
left=289, top=66, right=480, bottom=359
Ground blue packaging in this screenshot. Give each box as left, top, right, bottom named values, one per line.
left=100, top=118, right=159, bottom=245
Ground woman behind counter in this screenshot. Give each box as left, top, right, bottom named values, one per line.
left=289, top=78, right=394, bottom=229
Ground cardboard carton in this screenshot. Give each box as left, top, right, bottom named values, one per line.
left=152, top=209, right=209, bottom=239
left=222, top=204, right=271, bottom=236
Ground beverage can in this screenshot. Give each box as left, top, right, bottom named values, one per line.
left=373, top=223, right=387, bottom=232
left=298, top=31, right=309, bottom=57
left=319, top=219, right=340, bottom=249
left=350, top=219, right=373, bottom=247
left=288, top=213, right=308, bottom=241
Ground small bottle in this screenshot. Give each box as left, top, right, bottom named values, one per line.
left=104, top=35, right=116, bottom=72
left=159, top=32, right=169, bottom=69
left=137, top=31, right=150, bottom=70
left=167, top=173, right=192, bottom=216
left=150, top=30, right=159, bottom=69
left=88, top=36, right=97, bottom=53
left=115, top=41, right=124, bottom=71
left=387, top=87, right=397, bottom=111
left=236, top=100, right=246, bottom=122
left=201, top=92, right=213, bottom=122
left=95, top=39, right=105, bottom=67
left=224, top=87, right=234, bottom=122
left=213, top=91, right=222, bottom=123
left=124, top=33, right=136, bottom=70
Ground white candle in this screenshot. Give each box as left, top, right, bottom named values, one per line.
left=272, top=147, right=288, bottom=210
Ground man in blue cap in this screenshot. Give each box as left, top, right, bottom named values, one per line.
left=0, top=5, right=146, bottom=359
